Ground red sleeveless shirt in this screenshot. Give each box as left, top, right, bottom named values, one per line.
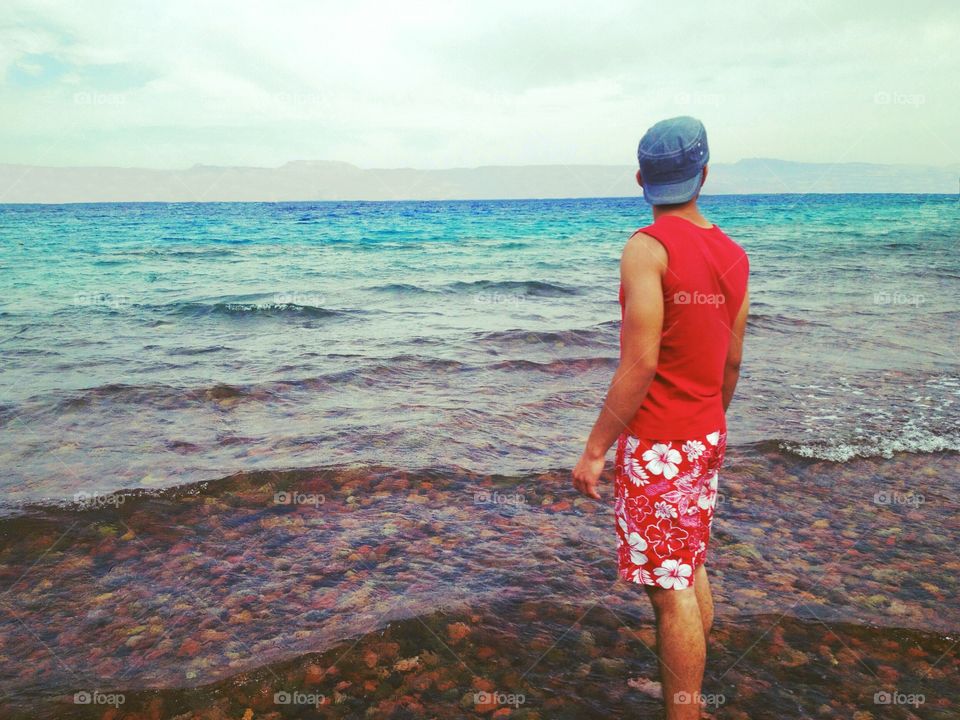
left=619, top=215, right=749, bottom=438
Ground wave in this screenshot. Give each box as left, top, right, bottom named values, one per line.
left=370, top=279, right=581, bottom=297
left=369, top=282, right=439, bottom=295
left=774, top=431, right=960, bottom=462
left=447, top=279, right=582, bottom=297
left=160, top=301, right=351, bottom=319
left=30, top=358, right=475, bottom=412
left=2, top=347, right=61, bottom=357
left=747, top=312, right=830, bottom=331
left=474, top=325, right=616, bottom=348
left=166, top=344, right=232, bottom=356
left=283, top=354, right=615, bottom=383
left=736, top=430, right=959, bottom=462
left=48, top=295, right=352, bottom=320
left=488, top=356, right=618, bottom=373
left=124, top=246, right=242, bottom=258
left=42, top=381, right=271, bottom=412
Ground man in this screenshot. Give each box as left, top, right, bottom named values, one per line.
left=572, top=116, right=750, bottom=720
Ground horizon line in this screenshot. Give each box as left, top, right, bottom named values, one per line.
left=3, top=191, right=958, bottom=208
left=2, top=157, right=960, bottom=173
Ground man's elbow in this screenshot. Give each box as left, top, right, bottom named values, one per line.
left=619, top=358, right=658, bottom=382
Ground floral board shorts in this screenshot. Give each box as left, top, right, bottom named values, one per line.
left=614, top=428, right=727, bottom=590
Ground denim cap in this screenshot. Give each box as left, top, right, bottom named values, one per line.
left=637, top=116, right=709, bottom=205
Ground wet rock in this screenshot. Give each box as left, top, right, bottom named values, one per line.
left=393, top=656, right=420, bottom=672
left=447, top=622, right=471, bottom=644
left=177, top=638, right=201, bottom=658
left=593, top=657, right=627, bottom=676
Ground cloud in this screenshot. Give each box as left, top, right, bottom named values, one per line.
left=0, top=0, right=957, bottom=168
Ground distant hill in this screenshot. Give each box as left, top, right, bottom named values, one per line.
left=1, top=158, right=957, bottom=203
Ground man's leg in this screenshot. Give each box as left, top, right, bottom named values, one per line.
left=693, top=564, right=713, bottom=638
left=646, top=584, right=706, bottom=720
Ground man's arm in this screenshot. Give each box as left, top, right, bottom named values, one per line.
left=722, top=287, right=749, bottom=411
left=572, top=233, right=665, bottom=499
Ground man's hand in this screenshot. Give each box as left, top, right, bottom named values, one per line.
left=572, top=449, right=605, bottom=500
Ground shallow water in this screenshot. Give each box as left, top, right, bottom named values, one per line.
left=1, top=447, right=956, bottom=717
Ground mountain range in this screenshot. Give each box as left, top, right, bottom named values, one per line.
left=1, top=158, right=957, bottom=203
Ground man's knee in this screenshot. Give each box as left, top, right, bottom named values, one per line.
left=645, top=585, right=698, bottom=616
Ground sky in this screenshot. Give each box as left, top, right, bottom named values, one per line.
left=1, top=0, right=958, bottom=170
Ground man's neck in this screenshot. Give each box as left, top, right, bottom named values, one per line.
left=651, top=202, right=713, bottom=229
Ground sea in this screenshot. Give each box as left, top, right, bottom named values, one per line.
left=0, top=195, right=957, bottom=719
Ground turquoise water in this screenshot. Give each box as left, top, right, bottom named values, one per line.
left=1, top=194, right=957, bottom=510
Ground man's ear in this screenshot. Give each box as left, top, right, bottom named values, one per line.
left=636, top=169, right=644, bottom=188
left=701, top=165, right=709, bottom=186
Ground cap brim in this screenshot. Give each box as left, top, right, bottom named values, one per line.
left=642, top=172, right=703, bottom=205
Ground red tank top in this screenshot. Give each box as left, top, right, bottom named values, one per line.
left=619, top=215, right=749, bottom=438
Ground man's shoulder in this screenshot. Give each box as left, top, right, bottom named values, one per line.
left=622, top=230, right=668, bottom=274
left=625, top=228, right=666, bottom=254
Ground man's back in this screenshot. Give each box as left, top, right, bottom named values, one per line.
left=619, top=214, right=749, bottom=438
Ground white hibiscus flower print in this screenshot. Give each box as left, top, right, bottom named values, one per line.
left=697, top=471, right=719, bottom=511
left=682, top=439, right=706, bottom=462
left=626, top=532, right=648, bottom=566
left=654, top=500, right=678, bottom=519
left=705, top=431, right=720, bottom=446
left=642, top=443, right=682, bottom=479
left=654, top=559, right=693, bottom=590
